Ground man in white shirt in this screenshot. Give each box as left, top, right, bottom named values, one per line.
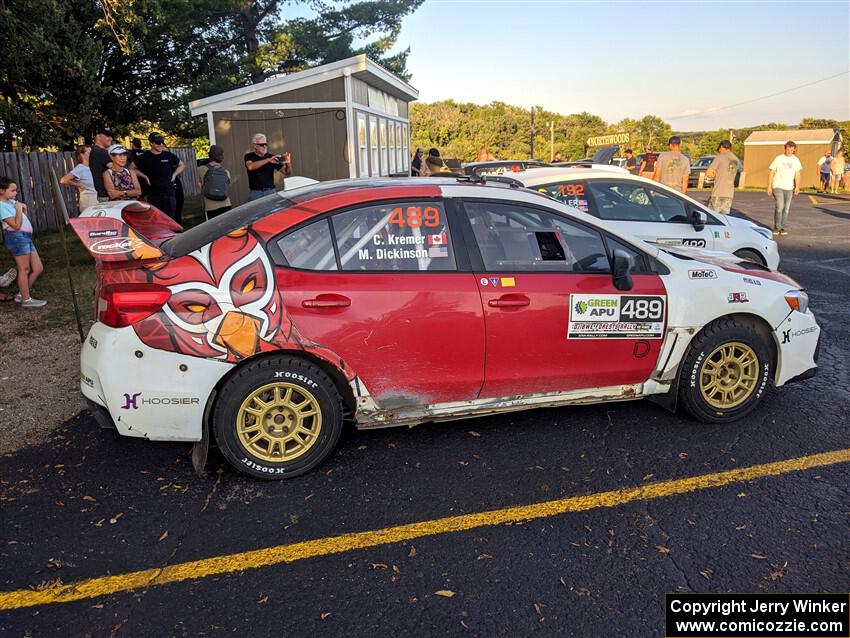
left=767, top=141, right=803, bottom=236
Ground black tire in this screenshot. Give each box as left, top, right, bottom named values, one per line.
left=678, top=317, right=774, bottom=423
left=213, top=355, right=343, bottom=479
left=733, top=248, right=767, bottom=267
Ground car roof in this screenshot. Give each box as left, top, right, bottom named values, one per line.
left=463, top=160, right=549, bottom=168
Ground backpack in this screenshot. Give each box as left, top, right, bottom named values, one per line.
left=202, top=164, right=230, bottom=201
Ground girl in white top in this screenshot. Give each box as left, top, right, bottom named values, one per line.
left=60, top=145, right=98, bottom=213
left=830, top=151, right=845, bottom=194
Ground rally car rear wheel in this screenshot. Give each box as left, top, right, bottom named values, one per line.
left=213, top=356, right=343, bottom=479
left=678, top=317, right=773, bottom=423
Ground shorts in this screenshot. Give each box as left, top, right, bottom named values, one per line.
left=708, top=196, right=733, bottom=214
left=3, top=230, right=36, bottom=257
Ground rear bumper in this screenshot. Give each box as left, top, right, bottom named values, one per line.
left=81, top=322, right=234, bottom=442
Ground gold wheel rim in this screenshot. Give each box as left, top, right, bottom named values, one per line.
left=236, top=382, right=322, bottom=463
left=699, top=341, right=760, bottom=410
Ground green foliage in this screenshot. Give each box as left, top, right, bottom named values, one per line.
left=0, top=0, right=423, bottom=150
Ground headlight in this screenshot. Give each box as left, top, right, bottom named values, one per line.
left=784, top=289, right=809, bottom=314
left=751, top=225, right=774, bottom=241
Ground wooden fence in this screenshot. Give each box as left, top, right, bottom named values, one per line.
left=0, top=147, right=199, bottom=233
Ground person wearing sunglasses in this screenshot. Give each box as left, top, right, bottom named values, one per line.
left=134, top=132, right=184, bottom=222
left=245, top=133, right=292, bottom=201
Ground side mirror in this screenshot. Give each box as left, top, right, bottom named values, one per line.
left=691, top=210, right=707, bottom=232
left=612, top=249, right=634, bottom=291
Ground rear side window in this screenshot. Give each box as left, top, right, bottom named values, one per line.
left=533, top=181, right=590, bottom=213
left=465, top=201, right=610, bottom=273
left=276, top=219, right=337, bottom=270
left=331, top=201, right=456, bottom=272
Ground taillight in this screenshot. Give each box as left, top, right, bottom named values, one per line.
left=98, top=283, right=171, bottom=328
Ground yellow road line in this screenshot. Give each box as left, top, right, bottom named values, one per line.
left=2, top=447, right=850, bottom=612
left=808, top=195, right=819, bottom=204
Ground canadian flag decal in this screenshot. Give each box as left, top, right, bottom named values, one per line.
left=428, top=233, right=447, bottom=246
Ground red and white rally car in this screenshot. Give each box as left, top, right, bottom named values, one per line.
left=71, top=179, right=820, bottom=479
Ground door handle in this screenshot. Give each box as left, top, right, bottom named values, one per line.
left=302, top=294, right=351, bottom=309
left=488, top=294, right=530, bottom=308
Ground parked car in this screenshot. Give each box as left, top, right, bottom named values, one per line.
left=70, top=178, right=817, bottom=479
left=463, top=160, right=551, bottom=176
left=688, top=155, right=742, bottom=189
left=488, top=167, right=778, bottom=268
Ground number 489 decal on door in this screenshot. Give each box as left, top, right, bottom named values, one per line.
left=568, top=294, right=666, bottom=339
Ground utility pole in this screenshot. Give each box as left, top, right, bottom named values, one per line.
left=530, top=106, right=535, bottom=160
left=549, top=121, right=555, bottom=161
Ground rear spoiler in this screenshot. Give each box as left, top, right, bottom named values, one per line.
left=69, top=201, right=182, bottom=263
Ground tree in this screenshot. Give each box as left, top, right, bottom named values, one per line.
left=1, top=0, right=424, bottom=149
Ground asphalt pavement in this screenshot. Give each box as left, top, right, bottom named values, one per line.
left=2, top=191, right=849, bottom=637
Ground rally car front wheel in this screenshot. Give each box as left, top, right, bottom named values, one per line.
left=213, top=355, right=344, bottom=479
left=678, top=317, right=774, bottom=423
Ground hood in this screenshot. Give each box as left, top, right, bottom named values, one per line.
left=591, top=146, right=618, bottom=165
left=654, top=243, right=801, bottom=287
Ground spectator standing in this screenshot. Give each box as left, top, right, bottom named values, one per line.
left=0, top=176, right=46, bottom=307
left=421, top=148, right=449, bottom=177
left=135, top=132, right=184, bottom=222
left=767, top=141, right=802, bottom=236
left=127, top=137, right=149, bottom=199
left=244, top=133, right=291, bottom=201
left=639, top=146, right=657, bottom=176
left=411, top=147, right=424, bottom=176
left=552, top=152, right=563, bottom=162
left=59, top=145, right=98, bottom=213
left=198, top=145, right=232, bottom=219
left=816, top=150, right=832, bottom=193
left=89, top=126, right=114, bottom=202
left=624, top=149, right=638, bottom=174
left=830, top=150, right=845, bottom=193
left=103, top=145, right=142, bottom=201
left=705, top=140, right=740, bottom=214
left=653, top=136, right=691, bottom=193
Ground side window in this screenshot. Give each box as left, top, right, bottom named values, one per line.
left=648, top=188, right=690, bottom=223
left=586, top=181, right=659, bottom=222
left=534, top=181, right=590, bottom=213
left=465, top=201, right=610, bottom=273
left=605, top=237, right=652, bottom=274
left=332, top=201, right=456, bottom=272
left=276, top=219, right=338, bottom=270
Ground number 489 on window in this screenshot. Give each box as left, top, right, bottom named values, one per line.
left=388, top=206, right=441, bottom=228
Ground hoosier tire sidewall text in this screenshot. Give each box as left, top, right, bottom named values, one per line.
left=212, top=356, right=344, bottom=479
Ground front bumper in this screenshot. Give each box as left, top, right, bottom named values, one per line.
left=774, top=310, right=820, bottom=387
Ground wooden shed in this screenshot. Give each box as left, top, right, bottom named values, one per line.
left=743, top=128, right=841, bottom=189
left=189, top=55, right=418, bottom=204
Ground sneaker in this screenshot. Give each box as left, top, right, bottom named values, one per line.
left=13, top=292, right=22, bottom=303
left=780, top=229, right=789, bottom=236
left=21, top=297, right=47, bottom=308
left=772, top=228, right=781, bottom=236
left=0, top=268, right=15, bottom=287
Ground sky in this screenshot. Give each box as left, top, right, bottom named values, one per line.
left=393, top=0, right=850, bottom=130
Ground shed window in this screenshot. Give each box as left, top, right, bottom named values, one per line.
left=357, top=113, right=368, bottom=178
left=369, top=115, right=378, bottom=177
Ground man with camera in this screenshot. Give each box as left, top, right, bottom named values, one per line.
left=244, top=133, right=292, bottom=201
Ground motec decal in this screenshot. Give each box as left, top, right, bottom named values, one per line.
left=688, top=269, right=717, bottom=280
left=568, top=294, right=666, bottom=339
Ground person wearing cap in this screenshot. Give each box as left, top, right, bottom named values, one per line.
left=134, top=132, right=184, bottom=221
left=767, top=141, right=802, bottom=236
left=705, top=140, right=740, bottom=214
left=89, top=126, right=114, bottom=202
left=245, top=133, right=291, bottom=201
left=197, top=145, right=232, bottom=219
left=816, top=150, right=833, bottom=193
left=653, top=136, right=690, bottom=193
left=103, top=144, right=141, bottom=201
